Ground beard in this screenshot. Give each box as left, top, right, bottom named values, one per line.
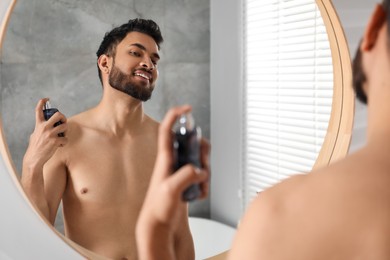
left=352, top=43, right=368, bottom=104
left=108, top=62, right=155, bottom=102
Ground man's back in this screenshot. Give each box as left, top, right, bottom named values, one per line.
left=43, top=108, right=159, bottom=259
left=229, top=142, right=390, bottom=259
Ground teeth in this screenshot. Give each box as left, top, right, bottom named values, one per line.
left=134, top=73, right=150, bottom=80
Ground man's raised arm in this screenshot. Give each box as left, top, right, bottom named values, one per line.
left=21, top=98, right=68, bottom=223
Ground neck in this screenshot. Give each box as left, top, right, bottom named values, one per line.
left=95, top=86, right=147, bottom=135
left=366, top=87, right=390, bottom=145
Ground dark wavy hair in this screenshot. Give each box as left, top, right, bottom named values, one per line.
left=96, top=18, right=163, bottom=85
left=385, top=0, right=390, bottom=34
left=352, top=0, right=390, bottom=104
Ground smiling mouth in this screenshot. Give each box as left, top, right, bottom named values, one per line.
left=134, top=72, right=151, bottom=81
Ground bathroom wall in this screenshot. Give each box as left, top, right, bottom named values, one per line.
left=0, top=0, right=210, bottom=218
left=210, top=0, right=375, bottom=227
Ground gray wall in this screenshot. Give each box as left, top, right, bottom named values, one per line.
left=210, top=0, right=243, bottom=227
left=0, top=0, right=210, bottom=219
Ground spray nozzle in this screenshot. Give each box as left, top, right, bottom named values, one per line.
left=175, top=113, right=195, bottom=132
left=44, top=100, right=52, bottom=110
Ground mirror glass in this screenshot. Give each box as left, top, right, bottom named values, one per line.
left=1, top=0, right=211, bottom=170
left=0, top=0, right=211, bottom=229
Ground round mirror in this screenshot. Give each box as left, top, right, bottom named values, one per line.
left=3, top=0, right=211, bottom=244
left=1, top=0, right=211, bottom=259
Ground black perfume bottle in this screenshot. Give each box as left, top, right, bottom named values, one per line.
left=173, top=113, right=202, bottom=201
left=43, top=101, right=64, bottom=137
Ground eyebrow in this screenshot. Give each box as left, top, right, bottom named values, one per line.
left=129, top=43, right=160, bottom=60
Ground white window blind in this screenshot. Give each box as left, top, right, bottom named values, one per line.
left=243, top=0, right=333, bottom=209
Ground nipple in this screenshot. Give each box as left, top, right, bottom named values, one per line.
left=80, top=188, right=88, bottom=194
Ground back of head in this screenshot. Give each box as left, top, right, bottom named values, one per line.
left=385, top=0, right=390, bottom=34
left=353, top=1, right=390, bottom=104
left=96, top=18, right=164, bottom=84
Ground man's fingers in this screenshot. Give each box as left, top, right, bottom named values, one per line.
left=154, top=106, right=192, bottom=179
left=197, top=138, right=210, bottom=199
left=158, top=105, right=192, bottom=153
left=46, top=111, right=67, bottom=126
left=198, top=175, right=210, bottom=199
left=35, top=98, right=49, bottom=123
left=166, top=165, right=208, bottom=199
left=44, top=111, right=67, bottom=138
left=200, top=138, right=210, bottom=171
left=52, top=123, right=68, bottom=137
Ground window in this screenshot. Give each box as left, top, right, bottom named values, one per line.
left=243, top=0, right=334, bottom=208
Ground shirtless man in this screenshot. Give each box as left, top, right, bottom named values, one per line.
left=21, top=19, right=194, bottom=260
left=136, top=1, right=390, bottom=259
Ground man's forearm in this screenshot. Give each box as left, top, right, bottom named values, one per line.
left=137, top=218, right=176, bottom=260
left=174, top=216, right=195, bottom=260
left=21, top=162, right=51, bottom=221
left=174, top=231, right=195, bottom=260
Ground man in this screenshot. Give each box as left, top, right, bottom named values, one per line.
left=136, top=1, right=390, bottom=259
left=21, top=19, right=194, bottom=260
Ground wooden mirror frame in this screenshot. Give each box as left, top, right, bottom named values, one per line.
left=0, top=0, right=354, bottom=259
left=313, top=0, right=355, bottom=168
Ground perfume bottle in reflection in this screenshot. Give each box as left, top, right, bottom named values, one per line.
left=173, top=112, right=202, bottom=201
left=43, top=100, right=64, bottom=137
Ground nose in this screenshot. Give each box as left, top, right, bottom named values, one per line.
left=140, top=57, right=155, bottom=71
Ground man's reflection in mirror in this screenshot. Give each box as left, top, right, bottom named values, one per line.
left=21, top=18, right=194, bottom=260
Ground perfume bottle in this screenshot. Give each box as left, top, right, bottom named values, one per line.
left=43, top=101, right=64, bottom=137
left=173, top=113, right=202, bottom=201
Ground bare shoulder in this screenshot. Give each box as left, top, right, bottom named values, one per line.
left=249, top=173, right=309, bottom=221
left=229, top=150, right=390, bottom=259
left=67, top=109, right=96, bottom=131
left=143, top=114, right=160, bottom=131
left=64, top=108, right=105, bottom=141
left=228, top=174, right=309, bottom=259
left=229, top=169, right=348, bottom=259
left=46, top=109, right=95, bottom=163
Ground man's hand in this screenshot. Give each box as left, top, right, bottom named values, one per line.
left=136, top=105, right=210, bottom=260
left=23, top=98, right=68, bottom=170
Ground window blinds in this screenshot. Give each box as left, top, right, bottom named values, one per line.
left=243, top=0, right=333, bottom=209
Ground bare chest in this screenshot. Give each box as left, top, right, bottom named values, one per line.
left=63, top=134, right=158, bottom=206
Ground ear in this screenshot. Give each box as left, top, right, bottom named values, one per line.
left=97, top=54, right=112, bottom=75
left=361, top=4, right=387, bottom=51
